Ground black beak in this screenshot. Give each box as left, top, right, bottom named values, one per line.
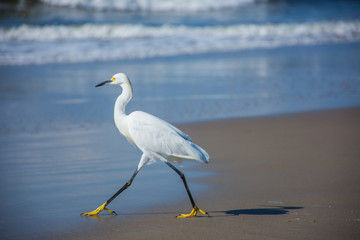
left=95, top=80, right=112, bottom=87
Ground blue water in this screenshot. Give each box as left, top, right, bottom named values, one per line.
left=0, top=0, right=360, bottom=239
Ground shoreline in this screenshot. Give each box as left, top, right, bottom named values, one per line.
left=52, top=107, right=360, bottom=240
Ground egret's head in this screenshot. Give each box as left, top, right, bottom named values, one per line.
left=96, top=72, right=129, bottom=87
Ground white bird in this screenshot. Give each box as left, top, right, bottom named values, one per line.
left=82, top=73, right=209, bottom=218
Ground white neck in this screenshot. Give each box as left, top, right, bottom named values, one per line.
left=113, top=79, right=133, bottom=141
left=114, top=80, right=133, bottom=116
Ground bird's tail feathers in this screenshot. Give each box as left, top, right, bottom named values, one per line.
left=190, top=142, right=209, bottom=163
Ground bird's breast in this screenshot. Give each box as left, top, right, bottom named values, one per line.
left=114, top=114, right=134, bottom=143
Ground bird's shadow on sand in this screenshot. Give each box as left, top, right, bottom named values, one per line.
left=212, top=206, right=303, bottom=217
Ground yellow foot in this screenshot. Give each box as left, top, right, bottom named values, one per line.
left=81, top=202, right=117, bottom=216
left=177, top=206, right=208, bottom=218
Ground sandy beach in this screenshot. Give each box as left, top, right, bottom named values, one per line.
left=51, top=107, right=360, bottom=240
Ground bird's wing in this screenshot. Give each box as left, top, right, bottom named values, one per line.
left=127, top=111, right=208, bottom=164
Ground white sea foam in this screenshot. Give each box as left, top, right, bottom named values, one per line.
left=40, top=0, right=257, bottom=12
left=1, top=21, right=359, bottom=65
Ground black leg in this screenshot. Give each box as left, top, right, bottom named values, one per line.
left=165, top=162, right=196, bottom=208
left=81, top=168, right=140, bottom=216
left=106, top=168, right=139, bottom=205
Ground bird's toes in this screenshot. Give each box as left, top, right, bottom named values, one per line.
left=104, top=207, right=117, bottom=215
left=176, top=206, right=208, bottom=218
left=81, top=202, right=115, bottom=216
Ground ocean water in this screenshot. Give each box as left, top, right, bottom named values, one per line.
left=1, top=0, right=360, bottom=239
left=1, top=1, right=360, bottom=65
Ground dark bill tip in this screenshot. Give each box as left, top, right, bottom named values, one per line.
left=95, top=80, right=112, bottom=87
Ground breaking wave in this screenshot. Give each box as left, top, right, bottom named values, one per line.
left=40, top=0, right=257, bottom=12
left=1, top=21, right=359, bottom=65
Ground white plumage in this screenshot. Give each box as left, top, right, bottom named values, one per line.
left=123, top=110, right=209, bottom=168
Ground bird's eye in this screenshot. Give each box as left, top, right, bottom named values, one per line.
left=111, top=77, right=115, bottom=82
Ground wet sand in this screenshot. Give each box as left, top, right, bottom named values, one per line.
left=55, top=107, right=360, bottom=240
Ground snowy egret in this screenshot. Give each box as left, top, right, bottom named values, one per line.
left=82, top=73, right=209, bottom=218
